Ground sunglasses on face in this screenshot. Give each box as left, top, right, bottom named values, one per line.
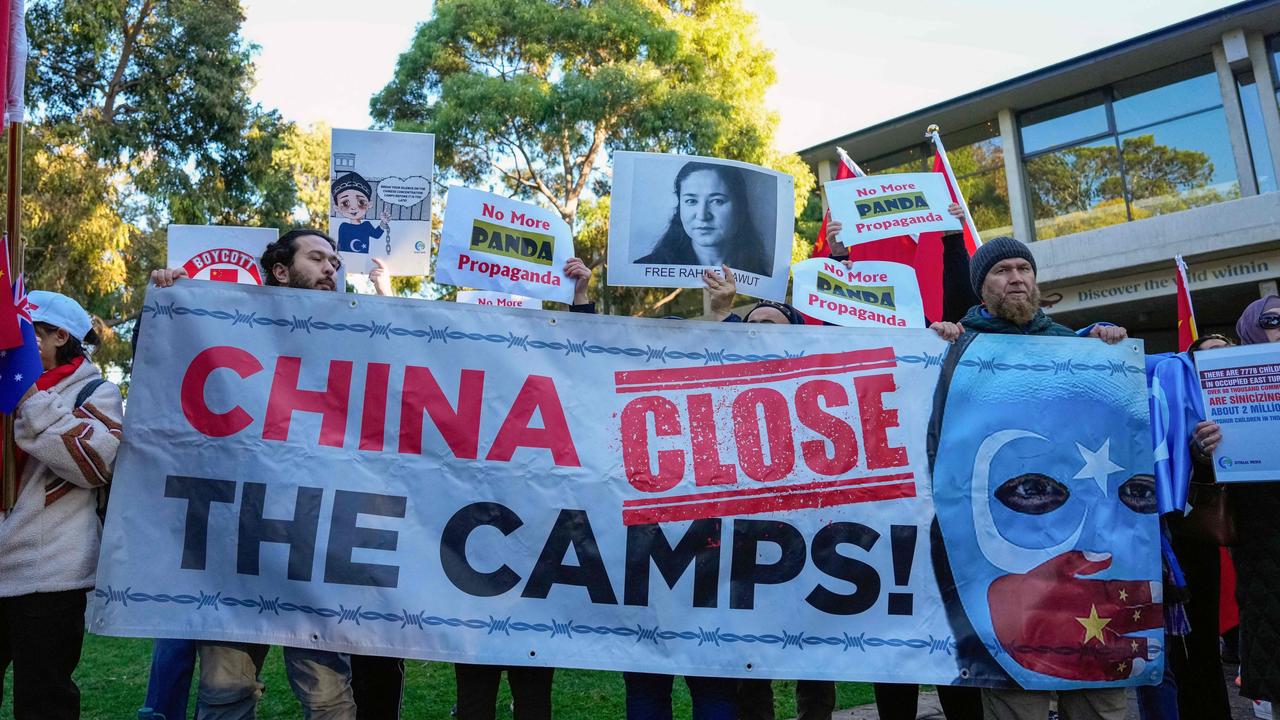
left=1259, top=314, right=1280, bottom=329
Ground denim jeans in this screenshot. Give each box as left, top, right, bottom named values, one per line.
left=1135, top=658, right=1179, bottom=720
left=195, top=642, right=355, bottom=719
left=143, top=638, right=197, bottom=720
left=624, top=672, right=738, bottom=720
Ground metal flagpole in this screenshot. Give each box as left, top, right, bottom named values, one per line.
left=925, top=124, right=983, bottom=246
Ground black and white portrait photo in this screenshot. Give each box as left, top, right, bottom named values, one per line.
left=607, top=152, right=794, bottom=300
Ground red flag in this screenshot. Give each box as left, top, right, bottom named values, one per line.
left=1175, top=255, right=1198, bottom=352
left=811, top=159, right=856, bottom=259
left=0, top=236, right=23, bottom=349
left=812, top=152, right=944, bottom=322
left=932, top=152, right=977, bottom=254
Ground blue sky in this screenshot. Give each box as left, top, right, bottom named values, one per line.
left=242, top=0, right=1238, bottom=153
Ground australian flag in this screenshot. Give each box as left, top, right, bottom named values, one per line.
left=0, top=275, right=44, bottom=413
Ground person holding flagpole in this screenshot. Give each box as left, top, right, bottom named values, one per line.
left=0, top=288, right=123, bottom=719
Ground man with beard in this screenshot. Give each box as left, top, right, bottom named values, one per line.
left=940, top=236, right=1131, bottom=720
left=149, top=229, right=394, bottom=719
left=954, top=236, right=1124, bottom=343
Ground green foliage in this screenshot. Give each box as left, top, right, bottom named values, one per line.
left=19, top=0, right=308, bottom=372
left=3, top=635, right=877, bottom=719
left=372, top=0, right=814, bottom=314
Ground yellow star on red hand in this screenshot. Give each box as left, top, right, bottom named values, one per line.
left=1076, top=604, right=1112, bottom=645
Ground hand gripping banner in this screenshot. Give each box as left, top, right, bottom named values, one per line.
left=91, top=282, right=1161, bottom=689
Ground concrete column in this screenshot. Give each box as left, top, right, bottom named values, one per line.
left=1246, top=32, right=1280, bottom=189
left=1214, top=42, right=1260, bottom=197
left=997, top=108, right=1035, bottom=242
left=817, top=158, right=834, bottom=213
left=1261, top=279, right=1278, bottom=298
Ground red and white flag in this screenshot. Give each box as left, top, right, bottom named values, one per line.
left=1175, top=255, right=1198, bottom=352
left=0, top=235, right=22, bottom=349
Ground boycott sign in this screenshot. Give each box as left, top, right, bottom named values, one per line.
left=456, top=290, right=541, bottom=310
left=92, top=283, right=1160, bottom=690
left=1195, top=343, right=1280, bottom=482
left=166, top=225, right=276, bottom=285
left=825, top=173, right=960, bottom=248
left=435, top=187, right=574, bottom=303
left=166, top=225, right=349, bottom=291
left=792, top=258, right=925, bottom=329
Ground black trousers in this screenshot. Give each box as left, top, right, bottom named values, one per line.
left=736, top=678, right=836, bottom=720
left=351, top=654, right=406, bottom=719
left=1169, top=532, right=1233, bottom=720
left=454, top=663, right=554, bottom=720
left=0, top=589, right=87, bottom=720
left=873, top=683, right=983, bottom=720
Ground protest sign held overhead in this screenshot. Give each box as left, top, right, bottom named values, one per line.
left=793, top=258, right=925, bottom=329
left=825, top=173, right=960, bottom=248
left=1195, top=343, right=1280, bottom=482
left=436, top=187, right=574, bottom=303
left=607, top=151, right=794, bottom=301
left=166, top=225, right=349, bottom=292
left=166, top=225, right=275, bottom=286
left=329, top=128, right=434, bottom=277
left=456, top=290, right=541, bottom=310
left=92, top=282, right=1160, bottom=689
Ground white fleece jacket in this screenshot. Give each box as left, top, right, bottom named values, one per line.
left=0, top=359, right=123, bottom=597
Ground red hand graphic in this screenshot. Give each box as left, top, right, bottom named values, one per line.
left=987, top=551, right=1162, bottom=681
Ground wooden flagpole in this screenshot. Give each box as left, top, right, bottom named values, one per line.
left=3, top=119, right=22, bottom=510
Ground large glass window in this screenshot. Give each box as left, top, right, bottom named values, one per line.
left=1233, top=70, right=1274, bottom=195
left=946, top=121, right=1012, bottom=241
left=859, top=120, right=1011, bottom=240
left=1019, top=56, right=1239, bottom=241
left=861, top=145, right=928, bottom=175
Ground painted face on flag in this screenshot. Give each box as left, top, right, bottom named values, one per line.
left=931, top=333, right=1163, bottom=688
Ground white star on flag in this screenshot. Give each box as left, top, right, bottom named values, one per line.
left=13, top=373, right=22, bottom=382
left=1074, top=439, right=1124, bottom=493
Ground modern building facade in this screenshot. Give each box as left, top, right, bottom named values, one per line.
left=799, top=0, right=1280, bottom=351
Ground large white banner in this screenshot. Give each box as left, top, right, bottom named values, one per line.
left=92, top=283, right=1161, bottom=689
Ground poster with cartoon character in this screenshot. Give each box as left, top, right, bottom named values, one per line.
left=329, top=128, right=434, bottom=277
left=930, top=333, right=1162, bottom=689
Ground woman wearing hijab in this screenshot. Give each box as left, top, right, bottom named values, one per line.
left=1229, top=296, right=1280, bottom=704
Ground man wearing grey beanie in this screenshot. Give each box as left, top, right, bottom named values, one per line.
left=946, top=236, right=1127, bottom=342
left=935, top=235, right=1130, bottom=720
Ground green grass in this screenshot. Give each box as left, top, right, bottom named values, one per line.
left=2, top=635, right=876, bottom=718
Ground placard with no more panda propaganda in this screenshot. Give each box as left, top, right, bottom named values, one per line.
left=456, top=290, right=541, bottom=310
left=792, top=258, right=925, bottom=329
left=435, top=186, right=575, bottom=304
left=824, top=172, right=960, bottom=248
